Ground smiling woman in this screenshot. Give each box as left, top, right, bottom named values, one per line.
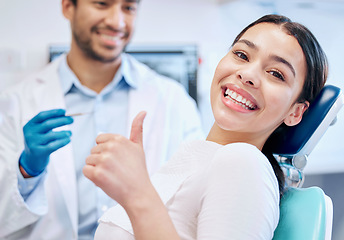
left=209, top=22, right=309, bottom=151
left=83, top=14, right=328, bottom=239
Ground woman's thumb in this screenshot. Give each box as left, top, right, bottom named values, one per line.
left=129, top=111, right=147, bottom=146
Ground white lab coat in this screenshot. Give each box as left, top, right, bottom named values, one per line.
left=0, top=55, right=204, bottom=239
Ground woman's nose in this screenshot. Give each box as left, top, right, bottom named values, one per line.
left=237, top=64, right=261, bottom=88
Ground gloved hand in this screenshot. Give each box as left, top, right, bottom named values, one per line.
left=19, top=109, right=74, bottom=177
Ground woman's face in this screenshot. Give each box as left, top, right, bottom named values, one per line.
left=210, top=23, right=308, bottom=148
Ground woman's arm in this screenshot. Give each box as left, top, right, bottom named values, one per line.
left=83, top=112, right=180, bottom=240
left=125, top=185, right=180, bottom=240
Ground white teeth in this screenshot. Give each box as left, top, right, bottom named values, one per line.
left=225, top=88, right=230, bottom=95
left=232, top=91, right=237, bottom=99
left=236, top=95, right=243, bottom=102
left=224, top=89, right=256, bottom=110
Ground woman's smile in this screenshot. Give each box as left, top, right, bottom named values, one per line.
left=222, top=85, right=259, bottom=113
left=221, top=84, right=259, bottom=113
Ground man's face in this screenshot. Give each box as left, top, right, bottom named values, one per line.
left=65, top=0, right=139, bottom=62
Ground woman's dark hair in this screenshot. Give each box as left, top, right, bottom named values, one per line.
left=70, top=0, right=140, bottom=6
left=232, top=14, right=328, bottom=198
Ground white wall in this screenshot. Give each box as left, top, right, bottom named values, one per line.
left=0, top=0, right=70, bottom=88
left=1, top=0, right=343, bottom=174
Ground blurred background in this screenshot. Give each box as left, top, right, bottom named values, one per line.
left=1, top=0, right=343, bottom=238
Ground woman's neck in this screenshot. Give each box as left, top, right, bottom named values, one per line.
left=206, top=123, right=267, bottom=151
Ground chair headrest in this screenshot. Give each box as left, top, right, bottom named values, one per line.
left=266, top=85, right=344, bottom=170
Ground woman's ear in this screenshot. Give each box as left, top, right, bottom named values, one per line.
left=284, top=101, right=309, bottom=126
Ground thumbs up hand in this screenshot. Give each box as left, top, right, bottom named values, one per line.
left=83, top=111, right=153, bottom=207
left=129, top=111, right=145, bottom=147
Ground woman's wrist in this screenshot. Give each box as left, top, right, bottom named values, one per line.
left=124, top=183, right=161, bottom=218
left=124, top=185, right=180, bottom=240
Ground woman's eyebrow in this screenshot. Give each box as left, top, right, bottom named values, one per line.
left=236, top=39, right=258, bottom=50
left=271, top=55, right=296, bottom=77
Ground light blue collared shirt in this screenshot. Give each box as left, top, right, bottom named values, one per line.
left=18, top=54, right=138, bottom=239
left=60, top=55, right=137, bottom=239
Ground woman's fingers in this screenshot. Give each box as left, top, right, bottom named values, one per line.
left=95, top=133, right=121, bottom=144
left=83, top=113, right=148, bottom=204
left=85, top=154, right=98, bottom=166
left=130, top=111, right=147, bottom=146
left=83, top=164, right=95, bottom=181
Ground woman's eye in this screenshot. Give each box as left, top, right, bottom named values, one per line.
left=269, top=70, right=285, bottom=81
left=233, top=51, right=248, bottom=61
left=94, top=1, right=107, bottom=7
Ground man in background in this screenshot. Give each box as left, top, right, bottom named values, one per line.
left=0, top=0, right=204, bottom=239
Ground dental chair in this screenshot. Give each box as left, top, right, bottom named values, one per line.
left=266, top=85, right=344, bottom=240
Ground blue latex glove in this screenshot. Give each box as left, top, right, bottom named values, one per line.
left=19, top=109, right=74, bottom=177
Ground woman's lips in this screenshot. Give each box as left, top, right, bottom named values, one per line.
left=221, top=84, right=259, bottom=111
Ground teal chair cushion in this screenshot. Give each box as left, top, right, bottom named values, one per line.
left=272, top=187, right=327, bottom=240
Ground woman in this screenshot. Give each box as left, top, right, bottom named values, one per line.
left=83, top=14, right=328, bottom=239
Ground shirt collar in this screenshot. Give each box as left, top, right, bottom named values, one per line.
left=58, top=54, right=138, bottom=96
left=58, top=55, right=77, bottom=95
left=121, top=54, right=138, bottom=89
